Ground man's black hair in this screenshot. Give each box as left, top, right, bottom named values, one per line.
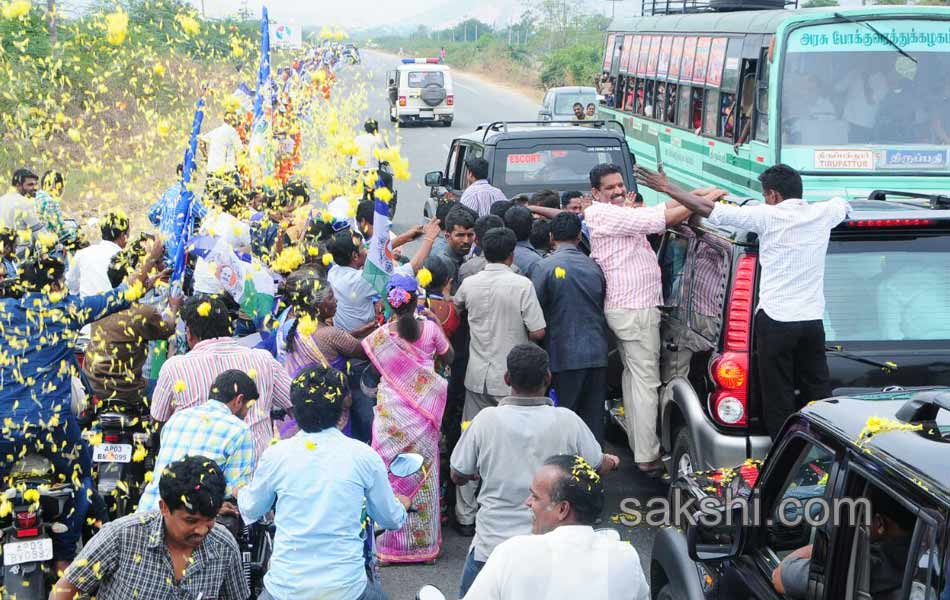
left=474, top=214, right=504, bottom=243
left=444, top=205, right=476, bottom=233
left=19, top=256, right=65, bottom=292
left=11, top=168, right=37, bottom=186
left=41, top=170, right=64, bottom=190
left=758, top=164, right=803, bottom=201
left=106, top=250, right=139, bottom=288
left=356, top=199, right=375, bottom=226
left=489, top=200, right=513, bottom=220
left=573, top=102, right=584, bottom=109
left=530, top=219, right=551, bottom=253
left=100, top=212, right=130, bottom=242
left=327, top=231, right=359, bottom=267
left=209, top=369, right=259, bottom=405
left=530, top=190, right=560, bottom=210
left=504, top=205, right=533, bottom=242
left=181, top=295, right=233, bottom=340
left=506, top=343, right=549, bottom=391
left=589, top=163, right=623, bottom=189
left=364, top=119, right=379, bottom=134
left=544, top=454, right=605, bottom=525
left=464, top=156, right=490, bottom=181
left=423, top=256, right=450, bottom=293
left=550, top=212, right=582, bottom=242
left=867, top=485, right=917, bottom=532
left=159, top=455, right=226, bottom=519
left=291, top=364, right=349, bottom=432
left=435, top=200, right=459, bottom=231
left=482, top=227, right=516, bottom=263
left=283, top=179, right=310, bottom=205
left=561, top=191, right=584, bottom=208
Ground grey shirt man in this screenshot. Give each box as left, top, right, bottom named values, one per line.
left=449, top=395, right=604, bottom=562
left=454, top=263, right=546, bottom=397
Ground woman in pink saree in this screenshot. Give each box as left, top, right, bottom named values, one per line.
left=362, top=274, right=454, bottom=564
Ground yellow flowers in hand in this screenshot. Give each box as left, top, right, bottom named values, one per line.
left=124, top=280, right=144, bottom=302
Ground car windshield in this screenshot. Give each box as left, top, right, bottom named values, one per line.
left=495, top=144, right=627, bottom=190
left=823, top=232, right=950, bottom=342
left=781, top=19, right=950, bottom=159
left=554, top=93, right=597, bottom=115
left=407, top=71, right=444, bottom=88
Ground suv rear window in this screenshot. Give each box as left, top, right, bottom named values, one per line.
left=554, top=94, right=597, bottom=115
left=407, top=71, right=444, bottom=88
left=495, top=144, right=626, bottom=189
left=823, top=232, right=950, bottom=342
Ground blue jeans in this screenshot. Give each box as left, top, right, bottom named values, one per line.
left=459, top=549, right=486, bottom=598
left=259, top=579, right=387, bottom=600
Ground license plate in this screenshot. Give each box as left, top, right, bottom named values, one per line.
left=419, top=111, right=434, bottom=120
left=93, top=443, right=132, bottom=463
left=3, top=537, right=53, bottom=566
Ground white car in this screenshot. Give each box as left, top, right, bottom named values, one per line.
left=387, top=59, right=454, bottom=127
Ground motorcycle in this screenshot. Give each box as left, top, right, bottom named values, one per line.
left=86, top=398, right=156, bottom=519
left=216, top=506, right=274, bottom=598
left=0, top=454, right=74, bottom=600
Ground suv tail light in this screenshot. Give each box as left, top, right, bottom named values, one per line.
left=398, top=96, right=406, bottom=107
left=446, top=95, right=454, bottom=106
left=710, top=254, right=757, bottom=427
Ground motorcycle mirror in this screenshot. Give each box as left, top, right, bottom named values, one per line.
left=50, top=522, right=69, bottom=534
left=389, top=453, right=424, bottom=478
left=416, top=585, right=446, bottom=600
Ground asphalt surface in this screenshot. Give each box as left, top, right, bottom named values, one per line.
left=334, top=51, right=669, bottom=600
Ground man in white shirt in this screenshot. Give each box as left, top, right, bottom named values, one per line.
left=200, top=112, right=244, bottom=178
left=351, top=119, right=383, bottom=172
left=463, top=454, right=648, bottom=600
left=0, top=168, right=42, bottom=237
left=66, top=211, right=129, bottom=297
left=637, top=164, right=851, bottom=439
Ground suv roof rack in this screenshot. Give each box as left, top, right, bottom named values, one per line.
left=895, top=389, right=950, bottom=424
left=868, top=190, right=950, bottom=210
left=642, top=0, right=796, bottom=16
left=475, top=120, right=626, bottom=143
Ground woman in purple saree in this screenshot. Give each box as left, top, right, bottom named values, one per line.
left=363, top=274, right=454, bottom=563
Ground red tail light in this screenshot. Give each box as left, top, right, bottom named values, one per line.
left=398, top=96, right=406, bottom=107
left=103, top=433, right=121, bottom=443
left=846, top=218, right=934, bottom=228
left=710, top=254, right=757, bottom=427
left=446, top=95, right=454, bottom=106
left=15, top=511, right=37, bottom=530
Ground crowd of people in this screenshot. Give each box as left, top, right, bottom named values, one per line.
left=0, top=35, right=856, bottom=598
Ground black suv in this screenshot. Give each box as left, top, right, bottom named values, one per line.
left=606, top=196, right=950, bottom=479
left=423, top=120, right=637, bottom=217
left=650, top=387, right=950, bottom=600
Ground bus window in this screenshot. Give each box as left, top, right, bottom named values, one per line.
left=704, top=89, right=720, bottom=136
left=669, top=37, right=685, bottom=81
left=644, top=80, right=656, bottom=118
left=658, top=36, right=673, bottom=79
left=647, top=37, right=661, bottom=77
left=627, top=35, right=643, bottom=76
left=637, top=37, right=651, bottom=78
left=665, top=83, right=679, bottom=124
left=754, top=45, right=771, bottom=143
left=720, top=92, right=737, bottom=139
left=681, top=37, right=698, bottom=82
left=721, top=38, right=743, bottom=93
left=677, top=85, right=692, bottom=129
left=621, top=34, right=635, bottom=72
left=691, top=88, right=705, bottom=133
left=706, top=38, right=728, bottom=88
left=693, top=37, right=712, bottom=84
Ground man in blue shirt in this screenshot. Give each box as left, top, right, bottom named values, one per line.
left=0, top=241, right=164, bottom=568
left=148, top=163, right=207, bottom=266
left=239, top=364, right=410, bottom=600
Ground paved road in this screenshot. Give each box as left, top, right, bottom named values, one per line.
left=332, top=51, right=669, bottom=600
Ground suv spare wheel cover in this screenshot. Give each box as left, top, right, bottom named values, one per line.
left=421, top=83, right=446, bottom=107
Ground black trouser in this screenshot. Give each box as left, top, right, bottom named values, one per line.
left=754, top=311, right=831, bottom=439
left=552, top=367, right=608, bottom=445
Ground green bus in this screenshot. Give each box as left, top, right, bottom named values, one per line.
left=599, top=6, right=950, bottom=204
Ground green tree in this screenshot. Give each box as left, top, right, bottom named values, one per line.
left=801, top=0, right=839, bottom=7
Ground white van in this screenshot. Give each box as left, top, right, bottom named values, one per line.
left=387, top=59, right=454, bottom=127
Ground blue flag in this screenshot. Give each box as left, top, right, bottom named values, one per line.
left=171, top=96, right=206, bottom=283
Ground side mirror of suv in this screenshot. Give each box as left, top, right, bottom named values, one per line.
left=425, top=171, right=444, bottom=187
left=686, top=506, right=744, bottom=562
left=539, top=110, right=552, bottom=120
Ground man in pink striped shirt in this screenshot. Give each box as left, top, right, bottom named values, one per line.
left=583, top=164, right=690, bottom=475
left=151, top=296, right=292, bottom=459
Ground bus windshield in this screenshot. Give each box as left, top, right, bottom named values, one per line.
left=781, top=19, right=950, bottom=166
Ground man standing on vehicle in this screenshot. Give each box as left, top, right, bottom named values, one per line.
left=459, top=157, right=508, bottom=218
left=238, top=364, right=409, bottom=600
left=637, top=163, right=850, bottom=439
left=526, top=164, right=690, bottom=476
left=352, top=119, right=384, bottom=172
